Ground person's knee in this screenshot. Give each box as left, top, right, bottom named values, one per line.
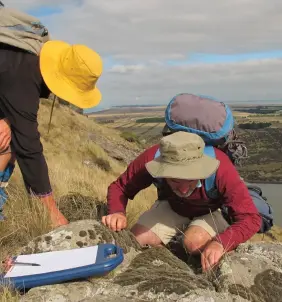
left=131, top=223, right=163, bottom=247
left=183, top=225, right=213, bottom=254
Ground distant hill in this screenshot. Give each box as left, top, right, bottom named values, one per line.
left=83, top=106, right=111, bottom=114
left=112, top=104, right=167, bottom=108
left=83, top=101, right=282, bottom=115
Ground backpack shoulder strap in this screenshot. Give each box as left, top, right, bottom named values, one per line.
left=155, top=148, right=161, bottom=159
left=203, top=146, right=220, bottom=199
left=152, top=148, right=163, bottom=193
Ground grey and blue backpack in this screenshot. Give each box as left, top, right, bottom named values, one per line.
left=154, top=93, right=274, bottom=234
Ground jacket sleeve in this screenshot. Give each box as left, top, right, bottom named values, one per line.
left=213, top=149, right=262, bottom=251
left=106, top=145, right=159, bottom=214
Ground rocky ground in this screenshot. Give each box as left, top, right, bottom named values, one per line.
left=88, top=132, right=142, bottom=165
left=6, top=212, right=282, bottom=302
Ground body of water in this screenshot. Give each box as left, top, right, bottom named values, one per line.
left=252, top=183, right=281, bottom=227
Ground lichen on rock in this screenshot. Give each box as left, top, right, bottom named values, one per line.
left=20, top=220, right=141, bottom=256
left=235, top=242, right=282, bottom=269
left=228, top=269, right=282, bottom=302
left=215, top=251, right=282, bottom=292
left=17, top=220, right=282, bottom=301
left=19, top=281, right=97, bottom=302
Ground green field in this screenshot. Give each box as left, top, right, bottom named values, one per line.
left=90, top=106, right=282, bottom=183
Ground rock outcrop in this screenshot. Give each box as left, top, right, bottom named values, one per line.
left=15, top=219, right=282, bottom=302
left=89, top=132, right=142, bottom=165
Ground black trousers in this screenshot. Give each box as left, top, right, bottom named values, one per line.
left=0, top=43, right=52, bottom=196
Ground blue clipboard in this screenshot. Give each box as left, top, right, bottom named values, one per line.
left=0, top=243, right=123, bottom=290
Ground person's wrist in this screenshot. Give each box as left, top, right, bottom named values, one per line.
left=3, top=118, right=10, bottom=126
left=108, top=211, right=125, bottom=216
left=115, top=211, right=126, bottom=216
left=211, top=237, right=224, bottom=247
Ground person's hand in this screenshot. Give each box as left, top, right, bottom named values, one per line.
left=0, top=118, right=11, bottom=152
left=102, top=212, right=127, bottom=232
left=201, top=240, right=225, bottom=272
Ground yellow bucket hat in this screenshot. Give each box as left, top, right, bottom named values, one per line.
left=39, top=40, right=103, bottom=109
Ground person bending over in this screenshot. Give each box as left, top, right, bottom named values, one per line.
left=102, top=131, right=261, bottom=271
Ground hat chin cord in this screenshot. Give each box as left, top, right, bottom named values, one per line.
left=47, top=94, right=57, bottom=135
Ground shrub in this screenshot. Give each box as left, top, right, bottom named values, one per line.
left=121, top=131, right=139, bottom=143
left=238, top=122, right=272, bottom=129
left=95, top=157, right=112, bottom=172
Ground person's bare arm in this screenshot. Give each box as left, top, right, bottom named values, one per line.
left=0, top=118, right=11, bottom=153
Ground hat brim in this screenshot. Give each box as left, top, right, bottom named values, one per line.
left=145, top=154, right=219, bottom=180
left=39, top=40, right=102, bottom=109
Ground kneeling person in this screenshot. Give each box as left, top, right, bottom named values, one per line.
left=102, top=132, right=261, bottom=271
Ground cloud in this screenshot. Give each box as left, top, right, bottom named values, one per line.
left=98, top=58, right=282, bottom=105
left=109, top=64, right=146, bottom=74
left=33, top=0, right=282, bottom=60
left=5, top=0, right=282, bottom=106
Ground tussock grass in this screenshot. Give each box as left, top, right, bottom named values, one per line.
left=0, top=287, right=18, bottom=302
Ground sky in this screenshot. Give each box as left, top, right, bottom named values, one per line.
left=5, top=0, right=282, bottom=110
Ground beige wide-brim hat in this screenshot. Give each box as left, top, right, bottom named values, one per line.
left=146, top=154, right=219, bottom=180
left=145, top=131, right=220, bottom=180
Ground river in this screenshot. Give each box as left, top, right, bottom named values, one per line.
left=252, top=183, right=281, bottom=227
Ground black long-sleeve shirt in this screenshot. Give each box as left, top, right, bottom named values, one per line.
left=0, top=43, right=52, bottom=196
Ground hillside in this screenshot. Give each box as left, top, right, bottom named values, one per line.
left=1, top=99, right=282, bottom=301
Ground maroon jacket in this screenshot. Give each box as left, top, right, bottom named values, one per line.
left=107, top=144, right=261, bottom=251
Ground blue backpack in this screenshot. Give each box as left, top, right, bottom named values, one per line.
left=153, top=93, right=274, bottom=234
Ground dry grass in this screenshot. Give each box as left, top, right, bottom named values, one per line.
left=0, top=287, right=18, bottom=302
left=0, top=99, right=156, bottom=300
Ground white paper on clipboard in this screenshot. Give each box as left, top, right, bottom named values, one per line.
left=4, top=246, right=99, bottom=278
